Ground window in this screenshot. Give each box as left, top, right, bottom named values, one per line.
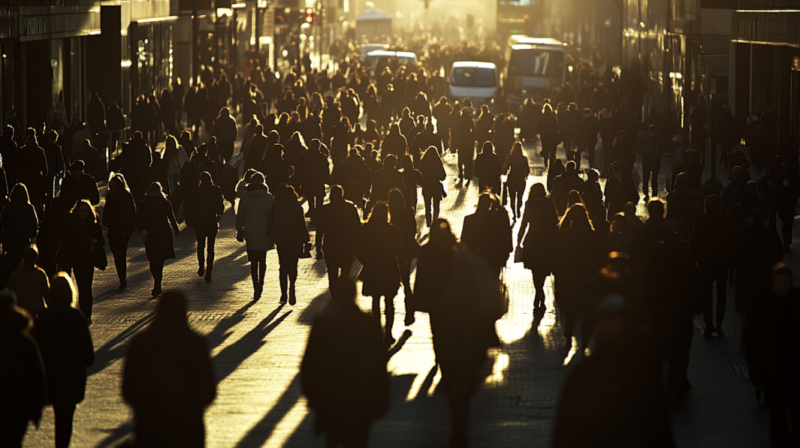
left=450, top=67, right=497, bottom=87
left=508, top=49, right=563, bottom=77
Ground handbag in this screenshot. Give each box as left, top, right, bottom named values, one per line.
left=93, top=245, right=108, bottom=270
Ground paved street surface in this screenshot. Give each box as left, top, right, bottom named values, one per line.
left=22, top=137, right=776, bottom=448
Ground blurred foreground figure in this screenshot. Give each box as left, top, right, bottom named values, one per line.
left=32, top=273, right=94, bottom=448
left=553, top=295, right=674, bottom=448
left=0, top=290, right=47, bottom=447
left=301, top=277, right=389, bottom=448
left=123, top=291, right=216, bottom=448
left=742, top=262, right=800, bottom=448
left=414, top=219, right=505, bottom=448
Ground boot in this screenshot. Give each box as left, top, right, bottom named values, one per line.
left=289, top=281, right=297, bottom=305
left=279, top=273, right=288, bottom=303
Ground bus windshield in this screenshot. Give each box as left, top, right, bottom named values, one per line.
left=508, top=49, right=563, bottom=77
left=450, top=67, right=497, bottom=87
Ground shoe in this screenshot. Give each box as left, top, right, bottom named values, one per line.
left=205, top=273, right=212, bottom=283
left=280, top=294, right=288, bottom=304
left=289, top=289, right=297, bottom=305
left=152, top=287, right=161, bottom=297
left=385, top=334, right=396, bottom=347
left=704, top=327, right=714, bottom=338
left=118, top=280, right=127, bottom=290
left=254, top=285, right=262, bottom=300
left=198, top=266, right=205, bottom=277
left=405, top=314, right=416, bottom=326
left=716, top=328, right=725, bottom=337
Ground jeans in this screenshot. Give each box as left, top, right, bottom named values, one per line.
left=196, top=232, right=217, bottom=271
left=108, top=230, right=131, bottom=283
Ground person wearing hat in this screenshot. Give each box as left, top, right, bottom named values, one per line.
left=553, top=294, right=673, bottom=448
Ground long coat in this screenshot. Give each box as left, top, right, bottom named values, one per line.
left=192, top=184, right=224, bottom=237
left=520, top=198, right=559, bottom=274
left=32, top=308, right=94, bottom=404
left=355, top=221, right=406, bottom=296
left=271, top=199, right=309, bottom=254
left=138, top=193, right=179, bottom=262
left=123, top=321, right=216, bottom=448
left=236, top=183, right=274, bottom=251
left=315, top=200, right=361, bottom=264
left=102, top=188, right=137, bottom=236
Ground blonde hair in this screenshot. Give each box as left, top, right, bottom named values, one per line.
left=47, top=272, right=77, bottom=310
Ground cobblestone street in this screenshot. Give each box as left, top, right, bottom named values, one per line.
left=22, top=139, right=775, bottom=448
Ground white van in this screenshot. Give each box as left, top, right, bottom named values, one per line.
left=447, top=61, right=499, bottom=110
left=363, top=50, right=417, bottom=76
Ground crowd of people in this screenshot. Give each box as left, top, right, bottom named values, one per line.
left=0, top=36, right=798, bottom=448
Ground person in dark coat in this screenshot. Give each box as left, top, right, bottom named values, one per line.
left=32, top=273, right=94, bottom=448
left=272, top=184, right=309, bottom=305
left=65, top=160, right=99, bottom=205
left=419, top=146, right=447, bottom=226
left=735, top=208, right=784, bottom=314
left=554, top=204, right=604, bottom=343
left=474, top=142, right=502, bottom=195
left=122, top=291, right=216, bottom=448
left=380, top=123, right=407, bottom=160
left=539, top=104, right=560, bottom=168
left=193, top=172, right=224, bottom=282
left=0, top=124, right=19, bottom=187
left=0, top=291, right=47, bottom=447
left=453, top=108, right=476, bottom=181
left=330, top=117, right=353, bottom=165
left=7, top=245, right=49, bottom=318
left=102, top=174, right=136, bottom=289
left=301, top=277, right=389, bottom=448
left=244, top=125, right=270, bottom=173
left=16, top=135, right=48, bottom=214
left=138, top=182, right=180, bottom=297
left=0, top=184, right=39, bottom=268
left=461, top=193, right=513, bottom=277
left=298, top=139, right=331, bottom=218
left=121, top=131, right=153, bottom=204
left=553, top=294, right=674, bottom=448
left=413, top=218, right=503, bottom=448
left=55, top=200, right=105, bottom=322
left=316, top=185, right=362, bottom=291
left=43, top=130, right=66, bottom=209
left=503, top=142, right=530, bottom=219
left=266, top=144, right=293, bottom=193
left=742, top=262, right=800, bottom=448
left=691, top=194, right=732, bottom=336
left=604, top=162, right=639, bottom=221
left=517, top=183, right=559, bottom=311
left=355, top=202, right=410, bottom=346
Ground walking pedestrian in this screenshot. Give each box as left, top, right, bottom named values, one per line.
left=503, top=142, right=530, bottom=219
left=474, top=142, right=502, bottom=195
left=236, top=173, right=274, bottom=300
left=7, top=245, right=49, bottom=318
left=419, top=146, right=447, bottom=227
left=137, top=182, right=180, bottom=297
left=315, top=185, right=361, bottom=290
left=355, top=202, right=410, bottom=346
left=102, top=174, right=136, bottom=289
left=272, top=184, right=309, bottom=305
left=517, top=183, right=559, bottom=311
left=32, top=273, right=94, bottom=448
left=192, top=172, right=224, bottom=282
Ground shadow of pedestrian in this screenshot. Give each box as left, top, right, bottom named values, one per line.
left=88, top=310, right=157, bottom=376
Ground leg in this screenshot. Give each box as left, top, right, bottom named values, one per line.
left=642, top=165, right=652, bottom=196
left=701, top=268, right=715, bottom=333
left=74, top=265, right=95, bottom=320
left=205, top=233, right=216, bottom=281
left=288, top=254, right=299, bottom=305
left=384, top=294, right=396, bottom=344
left=196, top=233, right=206, bottom=276
left=651, top=164, right=660, bottom=197
left=433, top=196, right=441, bottom=220
left=150, top=259, right=164, bottom=296
left=533, top=271, right=547, bottom=310
left=53, top=402, right=77, bottom=448
left=447, top=393, right=470, bottom=448
left=423, top=192, right=433, bottom=226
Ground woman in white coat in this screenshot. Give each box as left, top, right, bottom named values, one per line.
left=236, top=172, right=274, bottom=299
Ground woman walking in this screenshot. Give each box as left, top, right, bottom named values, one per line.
left=419, top=146, right=447, bottom=227
left=0, top=184, right=39, bottom=267
left=504, top=142, right=530, bottom=219
left=138, top=182, right=180, bottom=297
left=32, top=273, right=94, bottom=448
left=102, top=174, right=136, bottom=289
left=236, top=173, right=274, bottom=300
left=56, top=200, right=105, bottom=322
left=517, top=183, right=559, bottom=312
left=272, top=184, right=309, bottom=305
left=355, top=202, right=410, bottom=346
left=193, top=172, right=224, bottom=282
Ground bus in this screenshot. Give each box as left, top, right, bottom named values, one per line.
left=504, top=35, right=567, bottom=109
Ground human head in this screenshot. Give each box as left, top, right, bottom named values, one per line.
left=10, top=184, right=30, bottom=204
left=429, top=218, right=457, bottom=247
left=647, top=198, right=665, bottom=220
left=148, top=182, right=164, bottom=195
left=154, top=291, right=189, bottom=328
left=705, top=194, right=721, bottom=213
left=47, top=272, right=78, bottom=310
left=368, top=201, right=389, bottom=224
left=72, top=200, right=97, bottom=223
left=109, top=174, right=129, bottom=193
left=71, top=159, right=86, bottom=174
left=250, top=172, right=266, bottom=184
left=383, top=154, right=397, bottom=169
left=20, top=245, right=39, bottom=270
left=330, top=185, right=344, bottom=202
left=481, top=142, right=494, bottom=155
